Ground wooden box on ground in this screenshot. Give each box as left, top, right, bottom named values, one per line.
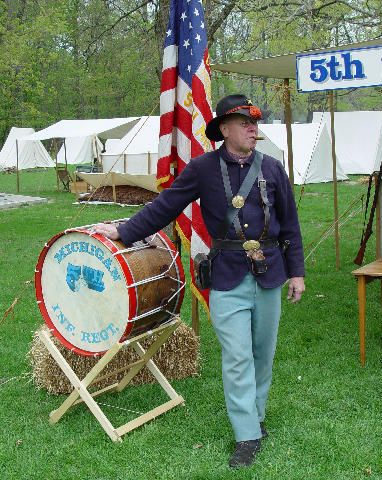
left=70, top=180, right=90, bottom=195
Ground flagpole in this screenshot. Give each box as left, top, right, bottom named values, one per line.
left=172, top=160, right=182, bottom=255
left=192, top=294, right=199, bottom=336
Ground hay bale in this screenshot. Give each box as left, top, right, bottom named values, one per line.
left=28, top=322, right=200, bottom=395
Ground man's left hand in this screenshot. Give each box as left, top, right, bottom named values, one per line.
left=92, top=223, right=120, bottom=240
left=287, top=277, right=305, bottom=303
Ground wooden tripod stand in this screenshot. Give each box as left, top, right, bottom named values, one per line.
left=38, top=316, right=185, bottom=442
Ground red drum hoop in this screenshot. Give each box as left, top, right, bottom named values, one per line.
left=35, top=223, right=185, bottom=356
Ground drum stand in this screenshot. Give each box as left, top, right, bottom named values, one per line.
left=38, top=316, right=185, bottom=442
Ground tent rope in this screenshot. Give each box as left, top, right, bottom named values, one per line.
left=0, top=372, right=32, bottom=390
left=304, top=190, right=367, bottom=262
left=96, top=402, right=144, bottom=416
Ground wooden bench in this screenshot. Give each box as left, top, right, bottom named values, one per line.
left=351, top=258, right=382, bottom=366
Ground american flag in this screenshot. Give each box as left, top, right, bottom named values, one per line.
left=157, top=0, right=214, bottom=309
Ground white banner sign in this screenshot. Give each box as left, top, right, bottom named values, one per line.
left=296, top=45, right=382, bottom=93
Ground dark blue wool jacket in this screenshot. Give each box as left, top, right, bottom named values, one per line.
left=117, top=145, right=305, bottom=290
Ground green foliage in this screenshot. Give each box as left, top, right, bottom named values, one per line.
left=0, top=0, right=380, bottom=145
left=0, top=0, right=160, bottom=144
left=210, top=0, right=381, bottom=118
left=0, top=170, right=382, bottom=479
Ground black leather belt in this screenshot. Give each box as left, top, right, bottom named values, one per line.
left=212, top=238, right=279, bottom=251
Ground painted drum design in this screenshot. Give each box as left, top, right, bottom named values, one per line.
left=35, top=224, right=185, bottom=356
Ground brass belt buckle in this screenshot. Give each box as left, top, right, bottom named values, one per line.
left=243, top=240, right=260, bottom=251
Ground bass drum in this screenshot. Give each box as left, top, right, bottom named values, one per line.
left=35, top=223, right=185, bottom=356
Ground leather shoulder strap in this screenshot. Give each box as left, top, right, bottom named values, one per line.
left=258, top=167, right=271, bottom=239
left=217, top=151, right=263, bottom=239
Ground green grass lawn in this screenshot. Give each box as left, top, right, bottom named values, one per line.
left=0, top=169, right=381, bottom=479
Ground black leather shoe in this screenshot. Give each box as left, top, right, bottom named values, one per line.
left=229, top=439, right=261, bottom=468
left=260, top=422, right=268, bottom=439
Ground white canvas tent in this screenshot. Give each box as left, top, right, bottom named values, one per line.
left=24, top=118, right=139, bottom=191
left=102, top=116, right=160, bottom=174
left=25, top=118, right=140, bottom=142
left=374, top=126, right=382, bottom=172
left=312, top=111, right=382, bottom=174
left=257, top=122, right=348, bottom=184
left=57, top=136, right=103, bottom=165
left=0, top=127, right=54, bottom=170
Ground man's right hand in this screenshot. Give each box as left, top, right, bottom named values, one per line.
left=93, top=223, right=121, bottom=240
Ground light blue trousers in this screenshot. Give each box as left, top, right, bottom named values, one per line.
left=210, top=273, right=282, bottom=442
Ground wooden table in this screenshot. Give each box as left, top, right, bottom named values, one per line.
left=351, top=258, right=382, bottom=366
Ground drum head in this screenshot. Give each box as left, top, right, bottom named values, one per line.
left=35, top=230, right=136, bottom=356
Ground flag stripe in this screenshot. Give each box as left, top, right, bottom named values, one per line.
left=174, top=104, right=192, bottom=140
left=160, top=67, right=178, bottom=93
left=159, top=111, right=175, bottom=137
left=162, top=45, right=178, bottom=70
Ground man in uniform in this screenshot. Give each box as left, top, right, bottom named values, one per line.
left=94, top=94, right=305, bottom=468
